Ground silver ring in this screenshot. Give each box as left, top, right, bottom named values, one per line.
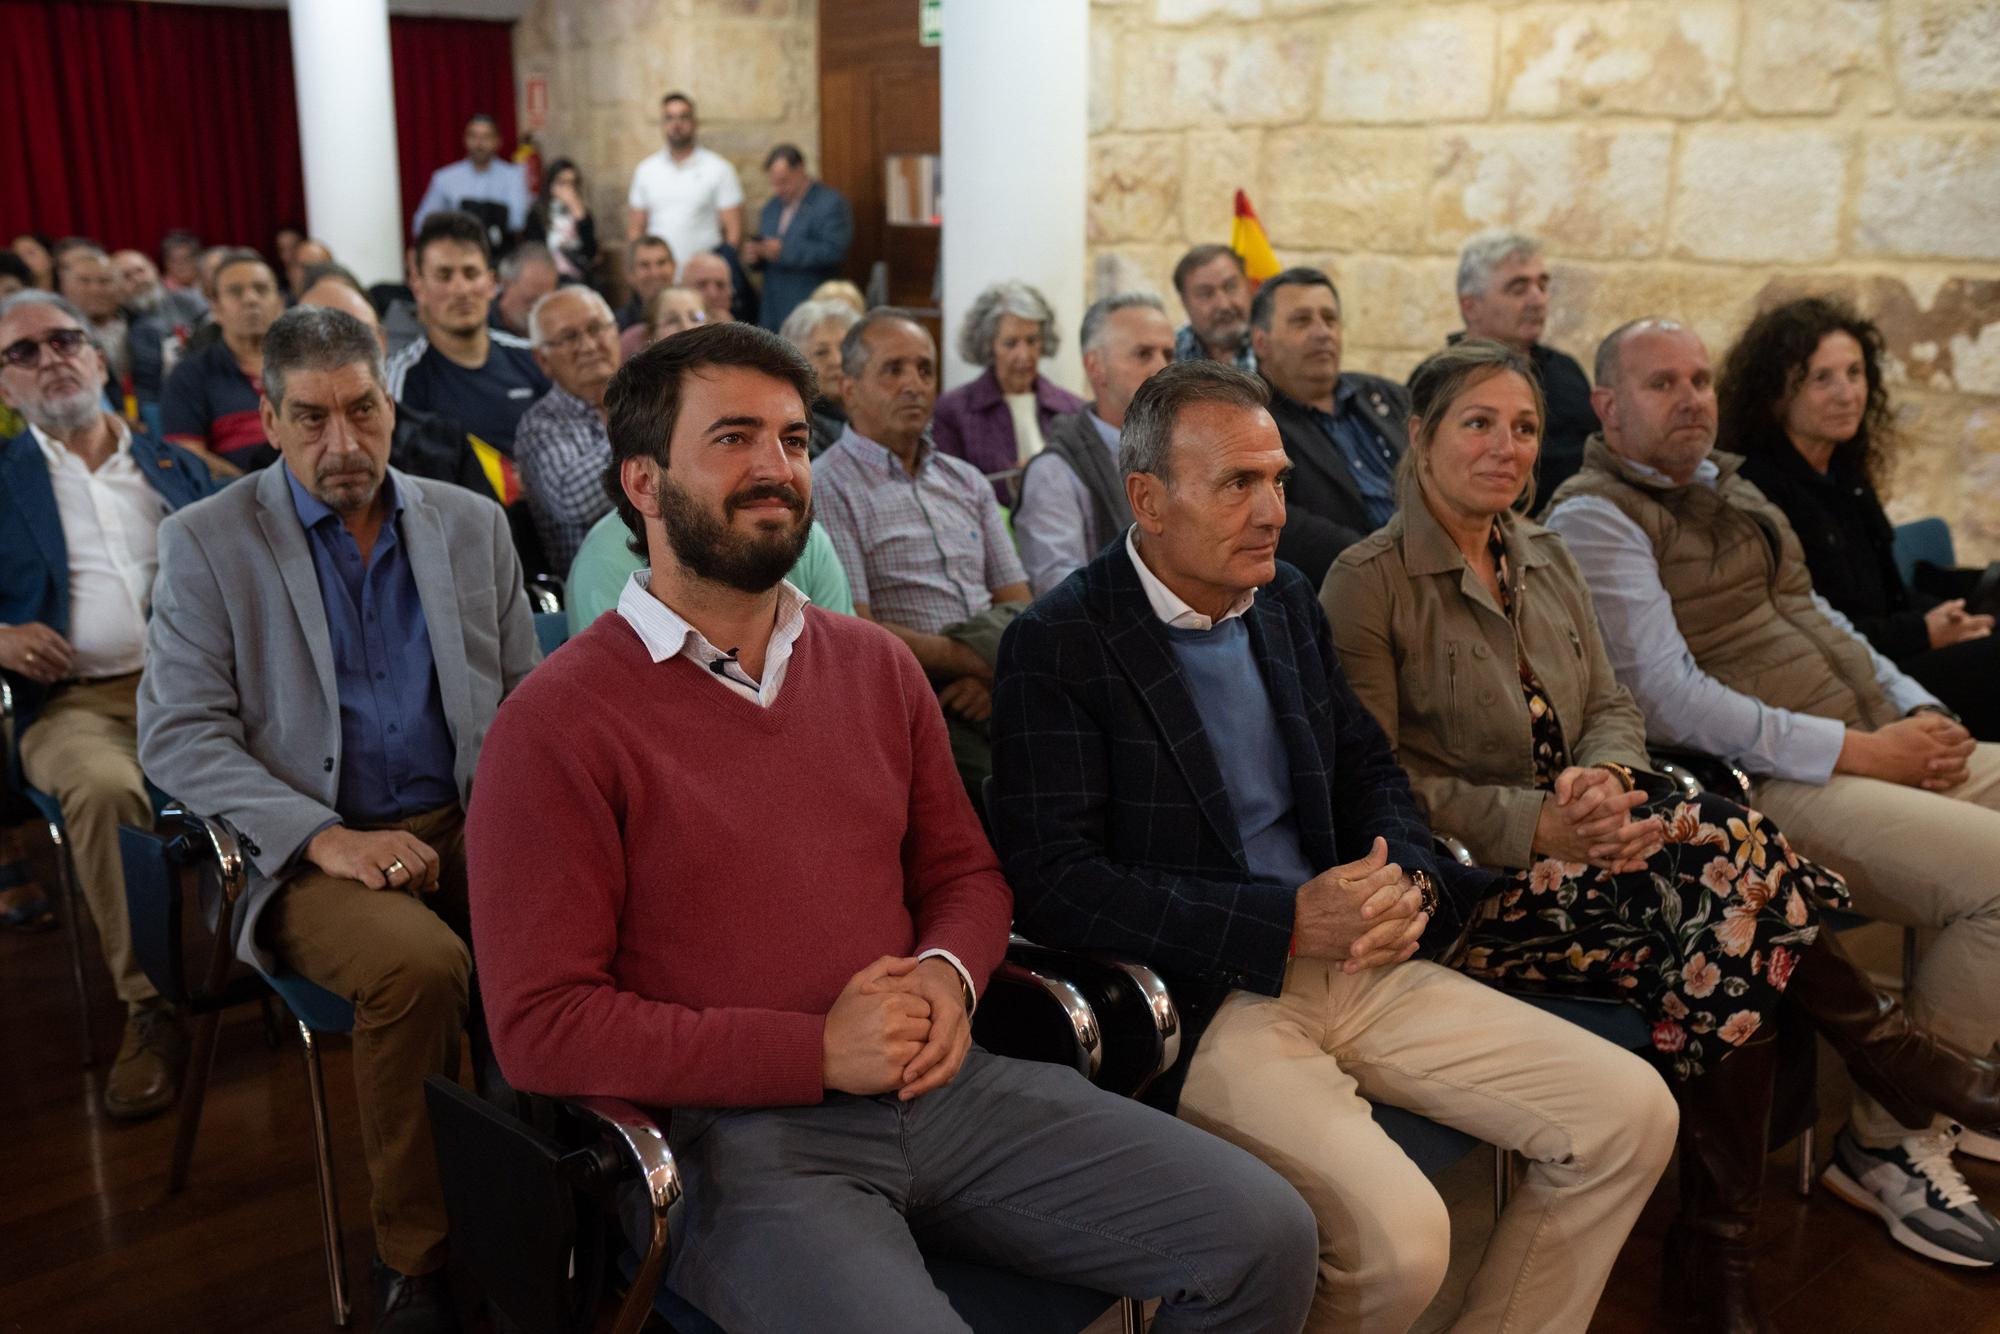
left=386, top=858, right=408, bottom=879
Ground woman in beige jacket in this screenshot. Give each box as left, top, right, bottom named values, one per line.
left=1321, top=338, right=2000, bottom=1333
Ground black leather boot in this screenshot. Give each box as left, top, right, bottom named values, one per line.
left=1785, top=928, right=2000, bottom=1132
left=1662, top=1036, right=1778, bottom=1334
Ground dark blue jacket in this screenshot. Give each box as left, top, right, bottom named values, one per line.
left=0, top=426, right=216, bottom=730
left=990, top=541, right=1489, bottom=1109
left=755, top=181, right=855, bottom=332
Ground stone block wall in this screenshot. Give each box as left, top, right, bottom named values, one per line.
left=1089, top=0, right=2000, bottom=556
left=511, top=0, right=818, bottom=287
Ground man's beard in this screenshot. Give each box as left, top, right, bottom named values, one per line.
left=21, top=383, right=103, bottom=437
left=313, top=454, right=384, bottom=513
left=1199, top=311, right=1247, bottom=352
left=657, top=472, right=811, bottom=594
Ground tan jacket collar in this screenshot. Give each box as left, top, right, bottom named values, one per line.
left=1398, top=483, right=1552, bottom=581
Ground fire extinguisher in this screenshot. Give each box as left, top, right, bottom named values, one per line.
left=515, top=133, right=542, bottom=197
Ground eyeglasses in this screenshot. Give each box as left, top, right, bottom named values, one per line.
left=0, top=327, right=90, bottom=368
left=540, top=318, right=615, bottom=353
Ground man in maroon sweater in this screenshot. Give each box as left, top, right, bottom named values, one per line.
left=467, top=324, right=1316, bottom=1332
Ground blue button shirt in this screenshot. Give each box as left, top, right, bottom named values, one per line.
left=286, top=470, right=459, bottom=823
left=1310, top=379, right=1399, bottom=529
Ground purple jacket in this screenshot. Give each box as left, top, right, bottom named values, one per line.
left=932, top=367, right=1085, bottom=505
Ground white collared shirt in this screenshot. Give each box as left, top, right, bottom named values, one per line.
left=613, top=566, right=981, bottom=1008
left=33, top=420, right=167, bottom=677
left=616, top=570, right=810, bottom=708
left=1124, top=526, right=1256, bottom=631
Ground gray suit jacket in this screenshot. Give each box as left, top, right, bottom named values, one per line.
left=138, top=462, right=540, bottom=972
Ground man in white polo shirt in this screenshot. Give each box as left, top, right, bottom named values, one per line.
left=625, top=92, right=744, bottom=270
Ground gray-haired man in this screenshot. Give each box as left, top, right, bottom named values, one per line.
left=514, top=285, right=622, bottom=570
left=139, top=305, right=540, bottom=1333
left=1451, top=229, right=1596, bottom=505
left=1015, top=293, right=1177, bottom=596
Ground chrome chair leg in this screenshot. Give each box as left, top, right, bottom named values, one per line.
left=1491, top=1145, right=1516, bottom=1214
left=1119, top=1294, right=1142, bottom=1333
left=48, top=820, right=95, bottom=1066
left=1796, top=1125, right=1817, bottom=1199
left=299, top=1022, right=351, bottom=1327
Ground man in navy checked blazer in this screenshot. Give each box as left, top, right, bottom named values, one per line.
left=991, top=361, right=1675, bottom=1334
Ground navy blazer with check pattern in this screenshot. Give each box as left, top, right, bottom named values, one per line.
left=990, top=539, right=1491, bottom=1109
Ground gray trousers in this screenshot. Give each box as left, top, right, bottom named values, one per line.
left=658, top=1047, right=1318, bottom=1333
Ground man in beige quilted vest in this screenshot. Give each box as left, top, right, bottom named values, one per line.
left=1546, top=317, right=2000, bottom=1271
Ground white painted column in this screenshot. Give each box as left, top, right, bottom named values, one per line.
left=289, top=0, right=405, bottom=287
left=939, top=0, right=1089, bottom=395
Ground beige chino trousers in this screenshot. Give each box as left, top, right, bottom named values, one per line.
left=1177, top=958, right=1678, bottom=1334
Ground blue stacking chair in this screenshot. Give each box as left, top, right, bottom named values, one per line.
left=120, top=806, right=358, bottom=1327
left=1891, top=516, right=1955, bottom=588
left=533, top=610, right=570, bottom=657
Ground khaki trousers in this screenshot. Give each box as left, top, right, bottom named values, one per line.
left=1752, top=740, right=2000, bottom=1144
left=1177, top=959, right=1677, bottom=1334
left=268, top=805, right=471, bottom=1276
left=18, top=673, right=156, bottom=1008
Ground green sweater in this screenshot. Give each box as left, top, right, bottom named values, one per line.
left=565, top=510, right=856, bottom=636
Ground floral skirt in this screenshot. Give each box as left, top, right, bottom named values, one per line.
left=1456, top=792, right=1850, bottom=1081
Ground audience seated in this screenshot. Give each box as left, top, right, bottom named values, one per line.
left=161, top=246, right=284, bottom=476
left=113, top=248, right=205, bottom=423
left=1722, top=297, right=1998, bottom=741
left=54, top=241, right=132, bottom=389
left=1171, top=243, right=1256, bottom=371
left=1015, top=292, right=1175, bottom=596
left=159, top=230, right=206, bottom=300
left=285, top=239, right=332, bottom=306
left=0, top=288, right=218, bottom=1119
left=1253, top=266, right=1410, bottom=587
left=294, top=270, right=503, bottom=505
left=933, top=281, right=1084, bottom=504
left=137, top=306, right=540, bottom=1334
left=613, top=233, right=676, bottom=331
left=522, top=157, right=599, bottom=286
left=624, top=92, right=743, bottom=276
left=491, top=242, right=557, bottom=339
left=1323, top=338, right=2000, bottom=1324
left=680, top=250, right=736, bottom=325
left=11, top=233, right=55, bottom=291
left=636, top=285, right=707, bottom=354
left=412, top=113, right=528, bottom=255
left=810, top=276, right=867, bottom=315
left=385, top=211, right=549, bottom=462
left=748, top=143, right=854, bottom=333
left=514, top=286, right=620, bottom=571
left=0, top=250, right=28, bottom=300
left=815, top=310, right=1030, bottom=797
left=776, top=295, right=859, bottom=454
left=1450, top=230, right=1596, bottom=507
left=466, top=323, right=1318, bottom=1332
left=1545, top=318, right=2000, bottom=1265
left=988, top=359, right=1677, bottom=1334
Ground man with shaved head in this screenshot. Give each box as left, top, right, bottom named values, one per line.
left=513, top=285, right=623, bottom=568
left=1545, top=317, right=2000, bottom=1277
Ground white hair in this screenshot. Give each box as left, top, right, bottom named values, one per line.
left=1455, top=229, right=1543, bottom=299
left=526, top=284, right=615, bottom=347
left=957, top=280, right=1060, bottom=368
left=779, top=298, right=860, bottom=352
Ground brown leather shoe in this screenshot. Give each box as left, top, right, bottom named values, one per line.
left=104, top=1004, right=187, bottom=1121
left=1664, top=1034, right=1779, bottom=1333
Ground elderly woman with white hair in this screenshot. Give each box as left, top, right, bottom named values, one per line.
left=932, top=280, right=1083, bottom=504
left=779, top=296, right=860, bottom=455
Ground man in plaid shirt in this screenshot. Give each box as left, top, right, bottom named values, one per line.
left=514, top=287, right=621, bottom=572
left=814, top=310, right=1029, bottom=793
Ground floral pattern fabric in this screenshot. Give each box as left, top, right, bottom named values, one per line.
left=1454, top=529, right=1851, bottom=1080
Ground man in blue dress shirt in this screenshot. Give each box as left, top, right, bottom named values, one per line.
left=411, top=114, right=530, bottom=253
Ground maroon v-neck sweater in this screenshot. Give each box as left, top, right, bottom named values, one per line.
left=466, top=608, right=1013, bottom=1108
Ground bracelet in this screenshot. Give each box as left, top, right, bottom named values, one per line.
left=1596, top=761, right=1637, bottom=792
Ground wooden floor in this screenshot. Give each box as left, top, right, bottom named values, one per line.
left=2, top=836, right=1996, bottom=1332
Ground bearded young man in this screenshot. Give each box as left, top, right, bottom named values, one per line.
left=464, top=322, right=1320, bottom=1334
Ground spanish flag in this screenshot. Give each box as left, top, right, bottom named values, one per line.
left=1230, top=190, right=1282, bottom=286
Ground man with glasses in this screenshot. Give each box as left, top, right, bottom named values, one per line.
left=514, top=287, right=622, bottom=571
left=0, top=289, right=216, bottom=1120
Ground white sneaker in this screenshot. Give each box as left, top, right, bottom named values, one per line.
left=1956, top=1125, right=2000, bottom=1164
left=1822, top=1126, right=2000, bottom=1267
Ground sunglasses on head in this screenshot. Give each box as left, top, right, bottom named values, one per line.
left=1, top=327, right=90, bottom=368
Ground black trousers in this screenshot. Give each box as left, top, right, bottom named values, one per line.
left=1901, top=633, right=2000, bottom=741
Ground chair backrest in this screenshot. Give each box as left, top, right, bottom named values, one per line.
left=120, top=824, right=192, bottom=1006
left=1892, top=517, right=1955, bottom=587
left=534, top=611, right=570, bottom=656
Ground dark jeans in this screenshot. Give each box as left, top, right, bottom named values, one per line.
left=658, top=1047, right=1317, bottom=1333
left=1901, top=633, right=2000, bottom=742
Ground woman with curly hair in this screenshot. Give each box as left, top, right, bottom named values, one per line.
left=1323, top=338, right=2000, bottom=1329
left=932, top=280, right=1083, bottom=505
left=1720, top=297, right=1997, bottom=738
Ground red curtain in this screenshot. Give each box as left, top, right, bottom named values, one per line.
left=0, top=1, right=516, bottom=260
left=390, top=17, right=520, bottom=235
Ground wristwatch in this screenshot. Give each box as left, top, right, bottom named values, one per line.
left=1409, top=869, right=1438, bottom=919
left=1910, top=703, right=1962, bottom=724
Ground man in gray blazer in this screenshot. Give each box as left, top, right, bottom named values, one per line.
left=138, top=306, right=539, bottom=1334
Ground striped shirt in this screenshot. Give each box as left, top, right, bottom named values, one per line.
left=813, top=426, right=1026, bottom=635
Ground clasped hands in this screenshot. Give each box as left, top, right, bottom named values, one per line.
left=1291, top=836, right=1430, bottom=973
left=1532, top=765, right=1662, bottom=874
left=821, top=955, right=970, bottom=1101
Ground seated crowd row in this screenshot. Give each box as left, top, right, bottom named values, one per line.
left=2, top=214, right=1999, bottom=1334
